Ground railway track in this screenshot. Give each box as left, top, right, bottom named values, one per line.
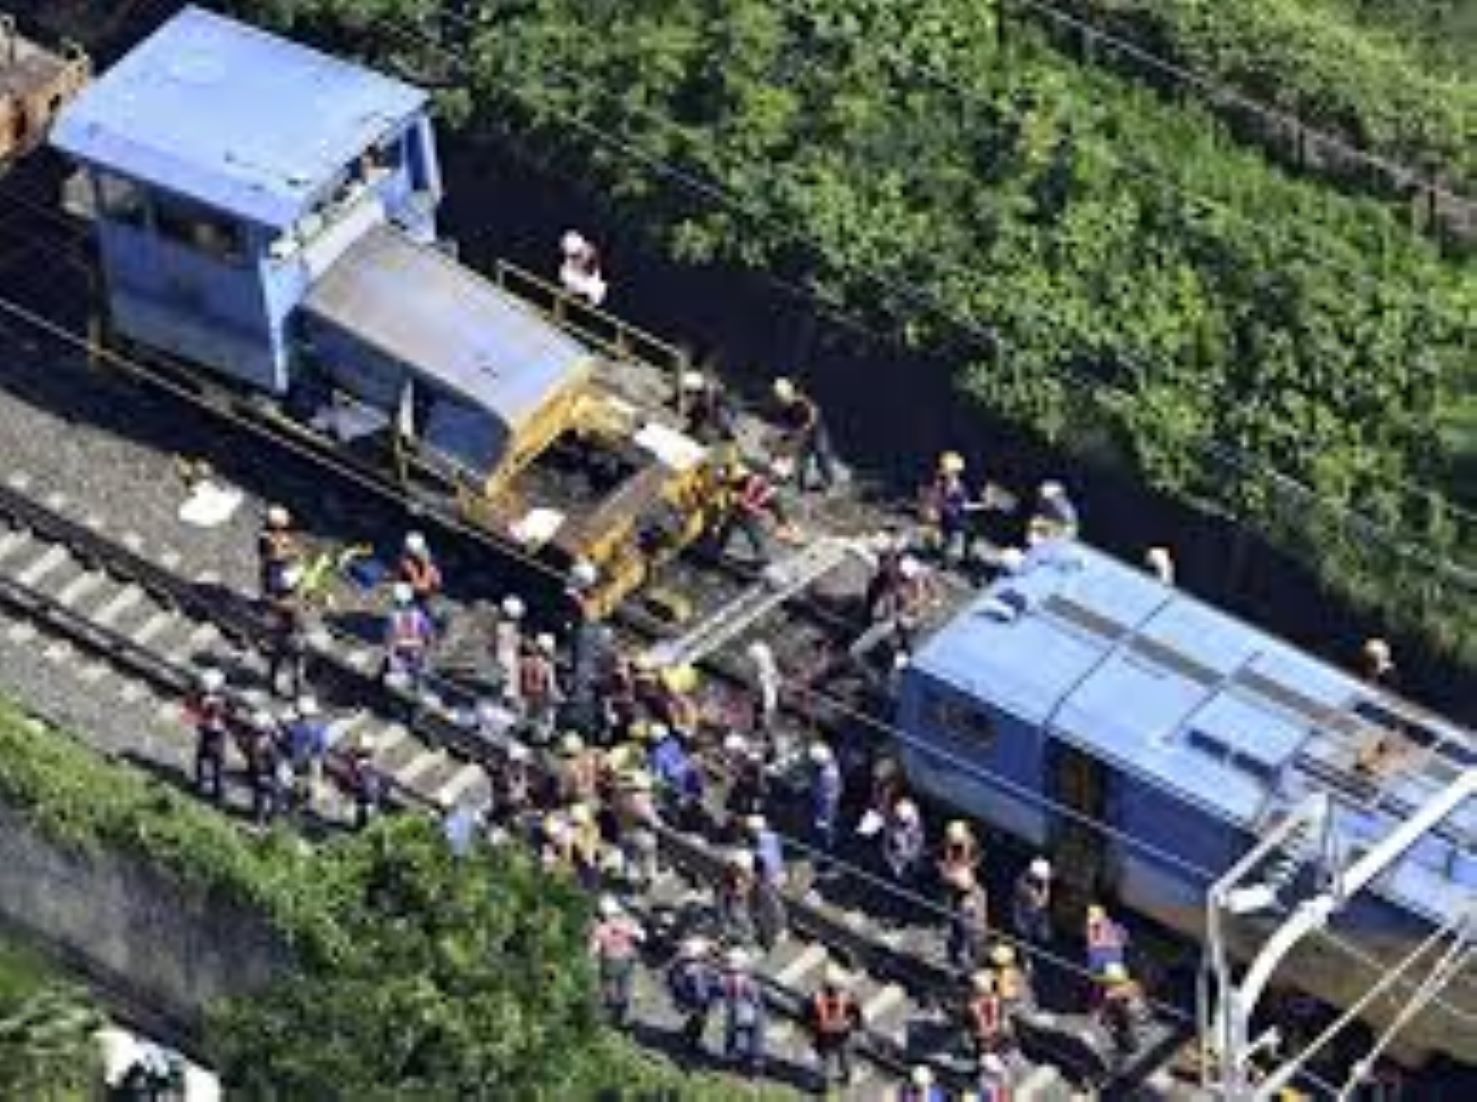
left=0, top=461, right=1137, bottom=1098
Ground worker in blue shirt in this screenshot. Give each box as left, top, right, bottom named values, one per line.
left=667, top=936, right=718, bottom=1054
left=647, top=724, right=703, bottom=824
left=720, top=948, right=766, bottom=1076
left=809, top=741, right=843, bottom=854
left=284, top=696, right=328, bottom=810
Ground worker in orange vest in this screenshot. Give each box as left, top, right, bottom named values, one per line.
left=808, top=965, right=865, bottom=1087
left=397, top=530, right=443, bottom=614
left=965, top=969, right=1008, bottom=1058
left=590, top=895, right=645, bottom=1026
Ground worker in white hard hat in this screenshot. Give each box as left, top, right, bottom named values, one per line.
left=190, top=667, right=230, bottom=804
left=667, top=934, right=718, bottom=1054
left=1029, top=479, right=1080, bottom=542
left=810, top=740, right=844, bottom=854
left=884, top=796, right=926, bottom=883
left=517, top=631, right=563, bottom=741
left=1359, top=636, right=1399, bottom=691
left=677, top=366, right=739, bottom=444
left=900, top=1063, right=946, bottom=1102
left=383, top=579, right=434, bottom=693
left=257, top=503, right=301, bottom=600
left=808, top=963, right=864, bottom=1087
left=1012, top=856, right=1054, bottom=946
left=558, top=228, right=608, bottom=306
left=589, top=894, right=645, bottom=1025
left=850, top=551, right=936, bottom=668
left=397, top=529, right=443, bottom=614
left=492, top=596, right=525, bottom=707
left=720, top=946, right=765, bottom=1075
left=284, top=695, right=329, bottom=811
left=769, top=375, right=837, bottom=492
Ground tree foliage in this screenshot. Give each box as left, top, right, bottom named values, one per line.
left=1042, top=0, right=1477, bottom=194
left=237, top=0, right=1477, bottom=663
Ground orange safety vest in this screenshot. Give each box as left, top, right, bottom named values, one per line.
left=969, top=993, right=1002, bottom=1040
left=813, top=991, right=853, bottom=1035
left=400, top=555, right=441, bottom=596
left=738, top=473, right=777, bottom=515
left=520, top=655, right=555, bottom=701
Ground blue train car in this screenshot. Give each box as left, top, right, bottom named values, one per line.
left=898, top=539, right=1476, bottom=1061
left=50, top=5, right=440, bottom=392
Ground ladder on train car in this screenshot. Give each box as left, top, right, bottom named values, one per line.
left=642, top=536, right=875, bottom=670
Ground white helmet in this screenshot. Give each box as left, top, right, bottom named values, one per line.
left=266, top=504, right=290, bottom=528
left=894, top=799, right=919, bottom=823
left=597, top=894, right=620, bottom=918
left=199, top=668, right=225, bottom=693
left=772, top=376, right=797, bottom=402
left=392, top=581, right=414, bottom=606
left=746, top=641, right=774, bottom=665
left=297, top=695, right=320, bottom=717
left=560, top=229, right=589, bottom=257
left=809, top=742, right=834, bottom=765
left=898, top=555, right=923, bottom=580
left=679, top=370, right=707, bottom=392
left=911, top=1066, right=935, bottom=1087
left=724, top=947, right=749, bottom=969
left=569, top=560, right=598, bottom=589
left=404, top=531, right=428, bottom=556
left=823, top=963, right=849, bottom=988
left=1040, top=480, right=1065, bottom=499
left=507, top=743, right=530, bottom=763
left=501, top=595, right=525, bottom=620
left=536, top=633, right=556, bottom=654
left=280, top=563, right=304, bottom=591
left=1029, top=857, right=1052, bottom=880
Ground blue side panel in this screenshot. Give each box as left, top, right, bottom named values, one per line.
left=896, top=671, right=1049, bottom=846
left=1113, top=774, right=1232, bottom=922
left=98, top=224, right=278, bottom=388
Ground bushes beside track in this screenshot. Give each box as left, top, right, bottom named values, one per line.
left=237, top=1, right=1477, bottom=667
left=1035, top=0, right=1477, bottom=196
left=0, top=700, right=773, bottom=1099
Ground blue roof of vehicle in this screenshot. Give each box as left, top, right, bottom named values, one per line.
left=910, top=540, right=1475, bottom=925
left=50, top=6, right=426, bottom=229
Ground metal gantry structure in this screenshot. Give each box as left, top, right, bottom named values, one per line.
left=1203, top=772, right=1477, bottom=1099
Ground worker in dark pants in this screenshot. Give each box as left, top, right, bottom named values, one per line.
left=256, top=503, right=300, bottom=602
left=590, top=895, right=645, bottom=1027
left=266, top=563, right=308, bottom=698
left=678, top=369, right=740, bottom=445
left=717, top=461, right=795, bottom=565
left=808, top=965, right=865, bottom=1088
left=190, top=668, right=229, bottom=803
left=244, top=710, right=285, bottom=827
left=1011, top=857, right=1054, bottom=947
left=720, top=948, right=766, bottom=1076
left=771, top=376, right=836, bottom=492
left=666, top=936, right=718, bottom=1055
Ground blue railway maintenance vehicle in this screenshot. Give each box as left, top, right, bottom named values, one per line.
left=47, top=6, right=726, bottom=618
left=896, top=538, right=1475, bottom=1069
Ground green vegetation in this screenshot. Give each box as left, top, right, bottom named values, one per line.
left=0, top=702, right=769, bottom=1099
left=0, top=940, right=102, bottom=1102
left=242, top=0, right=1477, bottom=664
left=1039, top=0, right=1477, bottom=194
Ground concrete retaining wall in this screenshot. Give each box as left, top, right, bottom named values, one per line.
left=0, top=803, right=291, bottom=1040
